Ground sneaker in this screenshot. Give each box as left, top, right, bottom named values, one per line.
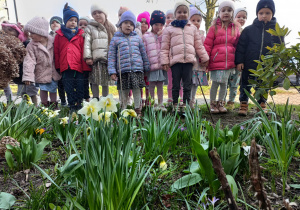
left=238, top=101, right=248, bottom=116
left=210, top=101, right=219, bottom=114
left=217, top=101, right=227, bottom=113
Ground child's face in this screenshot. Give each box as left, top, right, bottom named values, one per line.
left=2, top=26, right=19, bottom=37
left=166, top=14, right=174, bottom=25
left=235, top=11, right=247, bottom=27
left=219, top=6, right=233, bottom=23
left=79, top=20, right=88, bottom=30
left=121, top=21, right=134, bottom=35
left=190, top=14, right=202, bottom=29
left=140, top=18, right=148, bottom=34
left=66, top=17, right=78, bottom=29
left=29, top=32, right=46, bottom=43
left=258, top=8, right=272, bottom=23
left=152, top=23, right=163, bottom=34
left=50, top=20, right=61, bottom=31
left=92, top=11, right=106, bottom=24
left=175, top=6, right=189, bottom=20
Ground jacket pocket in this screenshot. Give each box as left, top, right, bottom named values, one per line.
left=213, top=51, right=219, bottom=62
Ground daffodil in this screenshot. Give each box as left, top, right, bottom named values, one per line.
left=159, top=160, right=168, bottom=171
left=35, top=128, right=45, bottom=135
left=78, top=98, right=101, bottom=120
left=119, top=117, right=129, bottom=124
left=86, top=127, right=91, bottom=136
left=98, top=112, right=112, bottom=124
left=48, top=110, right=60, bottom=118
left=60, top=117, right=69, bottom=125
left=99, top=94, right=118, bottom=113
left=121, top=109, right=137, bottom=118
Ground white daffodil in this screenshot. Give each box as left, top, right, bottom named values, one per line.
left=78, top=98, right=101, bottom=120
left=48, top=110, right=60, bottom=118
left=98, top=112, right=112, bottom=124
left=99, top=94, right=118, bottom=113
left=121, top=109, right=137, bottom=118
left=60, top=117, right=69, bottom=125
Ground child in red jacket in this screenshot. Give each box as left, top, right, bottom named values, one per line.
left=54, top=3, right=89, bottom=112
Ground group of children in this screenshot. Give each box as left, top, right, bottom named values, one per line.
left=2, top=0, right=280, bottom=116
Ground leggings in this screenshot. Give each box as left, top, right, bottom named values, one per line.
left=149, top=81, right=164, bottom=105
left=121, top=89, right=141, bottom=109
left=210, top=81, right=228, bottom=102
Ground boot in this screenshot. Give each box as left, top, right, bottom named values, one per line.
left=217, top=101, right=227, bottom=113
left=256, top=102, right=268, bottom=114
left=238, top=101, right=248, bottom=116
left=210, top=101, right=219, bottom=114
left=226, top=101, right=235, bottom=109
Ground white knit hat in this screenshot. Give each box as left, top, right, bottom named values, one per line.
left=24, top=16, right=49, bottom=37
left=166, top=9, right=174, bottom=16
left=79, top=16, right=91, bottom=23
left=218, top=0, right=235, bottom=13
left=234, top=7, right=247, bottom=18
left=174, top=1, right=190, bottom=16
left=91, top=4, right=108, bottom=17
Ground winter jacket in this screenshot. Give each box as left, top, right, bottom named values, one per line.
left=54, top=28, right=88, bottom=73
left=235, top=17, right=282, bottom=71
left=84, top=20, right=109, bottom=62
left=143, top=32, right=162, bottom=71
left=13, top=40, right=30, bottom=84
left=160, top=21, right=209, bottom=67
left=22, top=36, right=61, bottom=83
left=204, top=19, right=240, bottom=71
left=108, top=31, right=150, bottom=75
left=194, top=30, right=206, bottom=71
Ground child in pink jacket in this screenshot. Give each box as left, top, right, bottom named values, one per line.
left=143, top=10, right=167, bottom=109
left=161, top=2, right=209, bottom=108
left=204, top=1, right=240, bottom=114
left=23, top=17, right=61, bottom=108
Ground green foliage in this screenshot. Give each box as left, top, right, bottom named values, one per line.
left=5, top=135, right=50, bottom=170
left=0, top=192, right=16, bottom=209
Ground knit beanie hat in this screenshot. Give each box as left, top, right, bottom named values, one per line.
left=79, top=16, right=90, bottom=23
left=24, top=16, right=49, bottom=37
left=119, top=10, right=136, bottom=29
left=118, top=6, right=129, bottom=17
left=91, top=4, right=108, bottom=17
left=189, top=5, right=202, bottom=19
left=63, top=3, right=79, bottom=24
left=50, top=16, right=62, bottom=26
left=173, top=1, right=190, bottom=17
left=1, top=23, right=27, bottom=42
left=256, top=0, right=275, bottom=16
left=234, top=7, right=247, bottom=18
left=218, top=0, right=235, bottom=13
left=166, top=9, right=174, bottom=16
left=137, top=11, right=150, bottom=28
left=150, top=10, right=166, bottom=26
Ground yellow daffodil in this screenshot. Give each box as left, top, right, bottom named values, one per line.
left=78, top=98, right=101, bottom=120
left=86, top=127, right=91, bottom=136
left=159, top=160, right=168, bottom=171
left=60, top=117, right=69, bottom=125
left=99, top=94, right=118, bottom=113
left=98, top=112, right=112, bottom=124
left=119, top=117, right=129, bottom=124
left=121, top=109, right=137, bottom=118
left=35, top=128, right=45, bottom=135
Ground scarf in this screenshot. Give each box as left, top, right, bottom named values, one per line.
left=61, top=25, right=78, bottom=41
left=171, top=20, right=188, bottom=28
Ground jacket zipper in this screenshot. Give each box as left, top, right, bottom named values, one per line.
left=182, top=28, right=186, bottom=61
left=127, top=36, right=131, bottom=72
left=225, top=27, right=228, bottom=69
left=213, top=52, right=219, bottom=61
left=259, top=23, right=265, bottom=60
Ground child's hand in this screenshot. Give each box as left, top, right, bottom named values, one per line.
left=111, top=74, right=117, bottom=81
left=24, top=81, right=31, bottom=85
left=201, top=61, right=209, bottom=67
left=157, top=29, right=163, bottom=36
left=86, top=59, right=93, bottom=66
left=162, top=64, right=170, bottom=71
left=237, top=63, right=244, bottom=72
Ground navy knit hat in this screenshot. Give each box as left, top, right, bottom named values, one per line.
left=119, top=10, right=136, bottom=29
left=50, top=16, right=62, bottom=26
left=150, top=10, right=166, bottom=26
left=63, top=3, right=79, bottom=24
left=256, top=0, right=275, bottom=16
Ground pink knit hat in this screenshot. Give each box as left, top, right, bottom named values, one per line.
left=137, top=11, right=150, bottom=28
left=1, top=23, right=27, bottom=42
left=24, top=16, right=49, bottom=37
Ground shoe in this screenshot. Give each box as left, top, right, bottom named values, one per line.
left=226, top=101, right=235, bottom=109
left=172, top=103, right=180, bottom=112
left=238, top=101, right=248, bottom=116
left=61, top=102, right=68, bottom=107
left=189, top=100, right=195, bottom=109
left=217, top=101, right=227, bottom=113
left=41, top=101, right=50, bottom=108
left=256, top=102, right=268, bottom=114
left=210, top=101, right=219, bottom=114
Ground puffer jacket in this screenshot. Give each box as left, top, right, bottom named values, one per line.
left=235, top=17, right=282, bottom=71
left=108, top=31, right=150, bottom=75
left=84, top=20, right=109, bottom=62
left=23, top=35, right=61, bottom=83
left=204, top=19, right=240, bottom=71
left=143, top=32, right=162, bottom=71
left=160, top=21, right=209, bottom=67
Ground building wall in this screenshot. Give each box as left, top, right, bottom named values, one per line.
left=0, top=0, right=9, bottom=22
